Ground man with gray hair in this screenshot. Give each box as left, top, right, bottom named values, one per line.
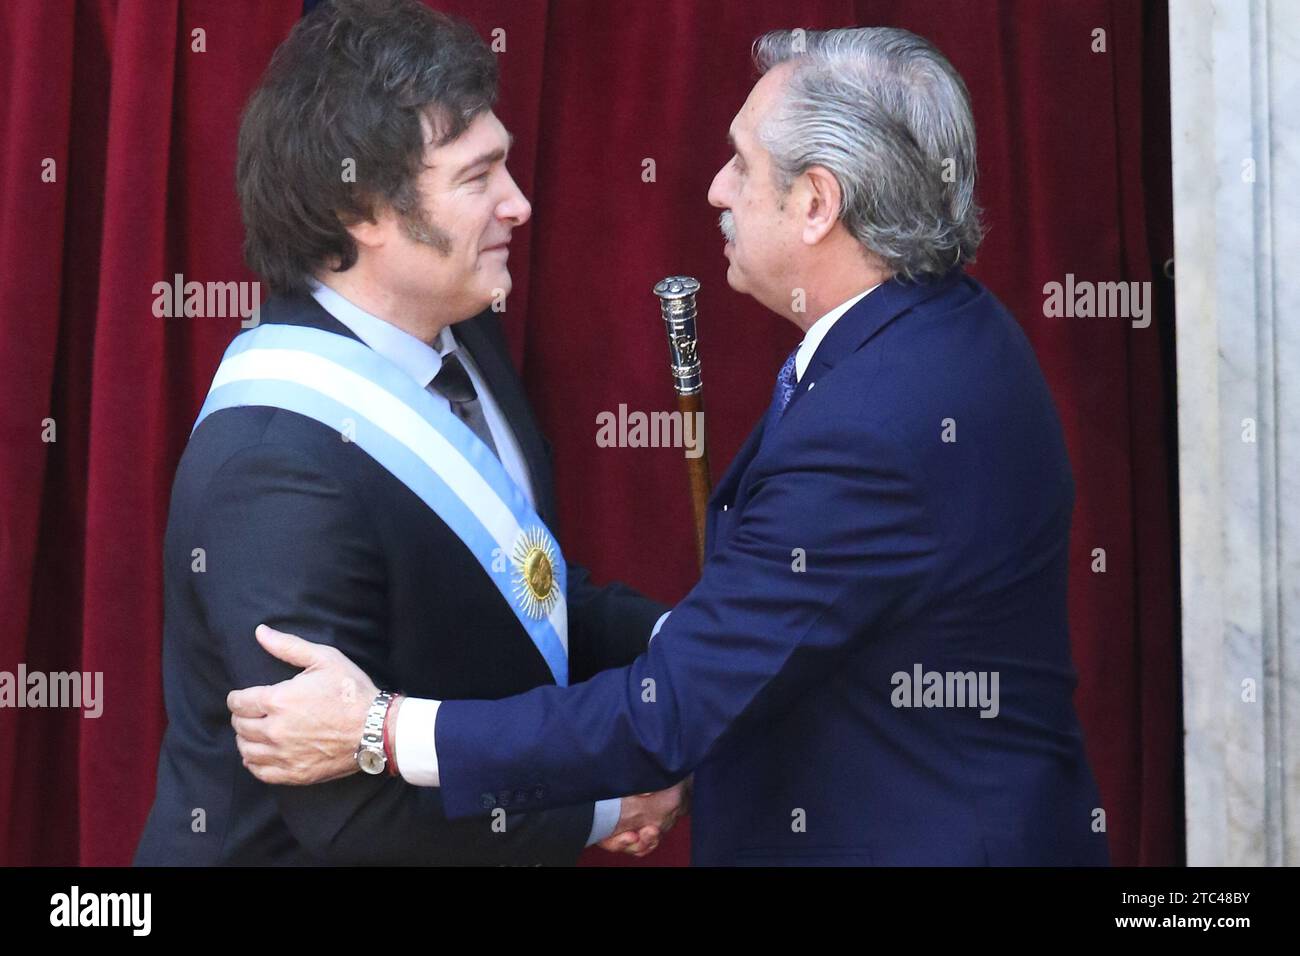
left=229, top=27, right=1110, bottom=866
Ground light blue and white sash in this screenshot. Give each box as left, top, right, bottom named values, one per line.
left=194, top=324, right=568, bottom=686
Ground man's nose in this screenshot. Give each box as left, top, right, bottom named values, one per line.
left=500, top=171, right=532, bottom=226
left=707, top=165, right=729, bottom=209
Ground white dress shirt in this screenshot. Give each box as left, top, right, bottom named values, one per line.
left=309, top=282, right=621, bottom=845
left=794, top=285, right=880, bottom=383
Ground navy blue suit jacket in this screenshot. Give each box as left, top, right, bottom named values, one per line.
left=433, top=270, right=1109, bottom=866
left=134, top=294, right=666, bottom=865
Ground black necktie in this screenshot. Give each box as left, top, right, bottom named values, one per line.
left=429, top=351, right=499, bottom=459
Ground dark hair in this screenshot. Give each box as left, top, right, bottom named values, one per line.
left=236, top=0, right=498, bottom=295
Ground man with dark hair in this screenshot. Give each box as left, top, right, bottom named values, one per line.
left=134, top=0, right=685, bottom=866
left=228, top=26, right=1109, bottom=866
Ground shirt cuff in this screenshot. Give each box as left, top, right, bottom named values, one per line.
left=650, top=611, right=670, bottom=642
left=587, top=798, right=622, bottom=846
left=396, top=696, right=621, bottom=848
left=395, top=696, right=441, bottom=787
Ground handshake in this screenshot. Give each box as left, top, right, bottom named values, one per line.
left=597, top=778, right=691, bottom=858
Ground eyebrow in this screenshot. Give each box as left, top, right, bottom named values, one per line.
left=452, top=133, right=515, bottom=181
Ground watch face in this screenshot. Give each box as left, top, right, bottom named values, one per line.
left=358, top=749, right=386, bottom=775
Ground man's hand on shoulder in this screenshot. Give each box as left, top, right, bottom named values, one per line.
left=228, top=624, right=375, bottom=785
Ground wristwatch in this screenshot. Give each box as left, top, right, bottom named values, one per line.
left=355, top=690, right=396, bottom=775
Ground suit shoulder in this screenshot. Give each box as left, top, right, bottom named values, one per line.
left=852, top=280, right=1056, bottom=431
left=178, top=405, right=374, bottom=504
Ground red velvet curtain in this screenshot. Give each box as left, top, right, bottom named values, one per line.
left=0, top=0, right=1179, bottom=867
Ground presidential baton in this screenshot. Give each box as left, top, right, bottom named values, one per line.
left=653, top=275, right=711, bottom=567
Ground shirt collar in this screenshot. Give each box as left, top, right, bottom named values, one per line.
left=309, top=280, right=454, bottom=388
left=795, top=284, right=881, bottom=382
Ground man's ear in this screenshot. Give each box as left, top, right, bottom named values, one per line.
left=342, top=202, right=392, bottom=250
left=800, top=165, right=843, bottom=246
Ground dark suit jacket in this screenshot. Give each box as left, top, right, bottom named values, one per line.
left=134, top=293, right=666, bottom=865
left=432, top=270, right=1111, bottom=866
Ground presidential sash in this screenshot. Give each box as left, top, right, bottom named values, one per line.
left=194, top=324, right=569, bottom=686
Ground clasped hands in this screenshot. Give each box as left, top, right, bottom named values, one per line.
left=227, top=625, right=688, bottom=857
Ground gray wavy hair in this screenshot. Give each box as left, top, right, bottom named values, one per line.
left=753, top=27, right=984, bottom=279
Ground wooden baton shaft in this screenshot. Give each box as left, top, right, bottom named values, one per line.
left=676, top=391, right=711, bottom=567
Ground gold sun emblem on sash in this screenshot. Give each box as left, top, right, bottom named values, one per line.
left=512, top=527, right=559, bottom=619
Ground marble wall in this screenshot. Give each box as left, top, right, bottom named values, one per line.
left=1170, top=0, right=1299, bottom=866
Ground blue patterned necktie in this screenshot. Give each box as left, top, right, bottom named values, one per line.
left=770, top=346, right=800, bottom=420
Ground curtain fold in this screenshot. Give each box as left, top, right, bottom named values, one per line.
left=0, top=0, right=78, bottom=869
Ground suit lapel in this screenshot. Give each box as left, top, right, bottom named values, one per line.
left=710, top=415, right=764, bottom=509
left=704, top=414, right=765, bottom=555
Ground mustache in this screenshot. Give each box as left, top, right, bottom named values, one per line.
left=718, top=210, right=736, bottom=244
